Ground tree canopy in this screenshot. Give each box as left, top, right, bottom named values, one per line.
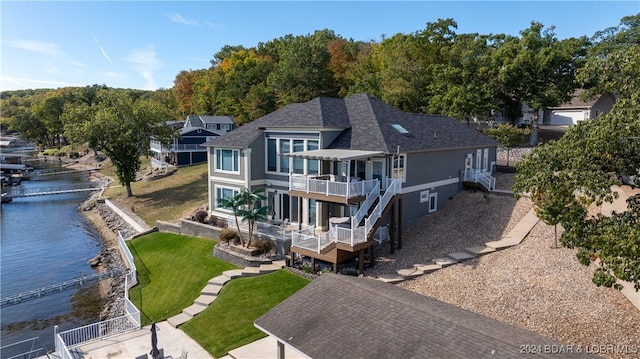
left=513, top=22, right=640, bottom=290
left=63, top=89, right=174, bottom=197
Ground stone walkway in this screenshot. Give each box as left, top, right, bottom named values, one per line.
left=167, top=260, right=287, bottom=328
left=376, top=207, right=540, bottom=284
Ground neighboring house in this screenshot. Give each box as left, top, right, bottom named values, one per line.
left=543, top=90, right=616, bottom=126
left=254, top=274, right=590, bottom=359
left=488, top=90, right=616, bottom=127
left=203, top=94, right=498, bottom=272
left=150, top=115, right=235, bottom=168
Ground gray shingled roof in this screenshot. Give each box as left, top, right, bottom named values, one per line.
left=203, top=94, right=499, bottom=152
left=255, top=274, right=595, bottom=359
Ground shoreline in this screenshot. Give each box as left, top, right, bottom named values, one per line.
left=64, top=155, right=133, bottom=320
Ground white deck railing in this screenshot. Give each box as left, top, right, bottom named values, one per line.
left=289, top=175, right=378, bottom=199
left=150, top=141, right=204, bottom=152
left=228, top=216, right=314, bottom=241
left=54, top=232, right=141, bottom=358
left=463, top=169, right=496, bottom=191
left=292, top=178, right=402, bottom=253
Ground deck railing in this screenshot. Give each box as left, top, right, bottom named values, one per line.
left=292, top=178, right=402, bottom=253
left=54, top=231, right=141, bottom=359
left=228, top=216, right=314, bottom=241
left=289, top=175, right=378, bottom=199
left=463, top=168, right=496, bottom=191
left=150, top=141, right=204, bottom=152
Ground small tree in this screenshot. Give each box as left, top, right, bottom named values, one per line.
left=484, top=124, right=530, bottom=166
left=236, top=188, right=268, bottom=248
left=217, top=195, right=246, bottom=246
left=217, top=187, right=268, bottom=248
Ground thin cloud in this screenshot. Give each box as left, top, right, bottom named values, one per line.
left=123, top=45, right=164, bottom=90
left=168, top=13, right=199, bottom=26
left=93, top=35, right=113, bottom=65
left=5, top=39, right=65, bottom=57
left=206, top=22, right=227, bottom=31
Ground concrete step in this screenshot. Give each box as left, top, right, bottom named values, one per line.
left=167, top=312, right=191, bottom=328
left=223, top=269, right=246, bottom=280
left=209, top=275, right=230, bottom=286
left=272, top=260, right=287, bottom=268
left=195, top=294, right=218, bottom=306
left=396, top=268, right=420, bottom=278
left=432, top=257, right=458, bottom=267
left=201, top=283, right=224, bottom=295
left=183, top=303, right=208, bottom=317
left=464, top=245, right=496, bottom=256
left=241, top=266, right=262, bottom=276
left=447, top=251, right=476, bottom=261
left=414, top=263, right=442, bottom=273
left=377, top=274, right=406, bottom=284
left=258, top=264, right=282, bottom=273
left=485, top=238, right=519, bottom=250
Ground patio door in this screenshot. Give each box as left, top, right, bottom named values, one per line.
left=266, top=190, right=290, bottom=222
left=368, top=159, right=384, bottom=189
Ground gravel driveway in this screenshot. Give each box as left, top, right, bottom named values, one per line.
left=365, top=172, right=640, bottom=359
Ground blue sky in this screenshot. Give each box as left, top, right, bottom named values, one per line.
left=1, top=1, right=638, bottom=92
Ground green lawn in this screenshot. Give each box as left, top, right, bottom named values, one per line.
left=127, top=232, right=238, bottom=324
left=180, top=270, right=310, bottom=358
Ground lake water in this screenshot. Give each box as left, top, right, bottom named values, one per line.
left=0, top=163, right=105, bottom=354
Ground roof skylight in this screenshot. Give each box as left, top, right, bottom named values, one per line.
left=392, top=124, right=411, bottom=136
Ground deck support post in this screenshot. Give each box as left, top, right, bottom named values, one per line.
left=358, top=249, right=364, bottom=274
left=397, top=197, right=403, bottom=250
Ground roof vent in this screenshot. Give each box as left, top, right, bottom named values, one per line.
left=392, top=124, right=412, bottom=137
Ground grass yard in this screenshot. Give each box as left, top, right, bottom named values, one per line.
left=100, top=160, right=208, bottom=225
left=127, top=232, right=238, bottom=324
left=180, top=270, right=310, bottom=358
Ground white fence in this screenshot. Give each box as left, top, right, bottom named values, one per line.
left=228, top=216, right=314, bottom=241
left=53, top=231, right=141, bottom=359
left=463, top=168, right=496, bottom=191
left=289, top=175, right=378, bottom=198
left=292, top=179, right=402, bottom=253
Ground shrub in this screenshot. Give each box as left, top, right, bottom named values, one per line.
left=193, top=210, right=208, bottom=223
left=69, top=151, right=80, bottom=159
left=219, top=229, right=238, bottom=244
left=95, top=154, right=107, bottom=162
left=252, top=239, right=273, bottom=255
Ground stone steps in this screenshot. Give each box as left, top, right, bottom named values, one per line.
left=381, top=208, right=539, bottom=285
left=167, top=260, right=285, bottom=328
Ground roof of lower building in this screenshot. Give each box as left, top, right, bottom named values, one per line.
left=203, top=94, right=498, bottom=152
left=255, top=274, right=595, bottom=359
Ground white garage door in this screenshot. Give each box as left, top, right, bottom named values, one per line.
left=551, top=110, right=585, bottom=125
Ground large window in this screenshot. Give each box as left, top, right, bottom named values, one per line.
left=215, top=148, right=239, bottom=173
left=266, top=137, right=320, bottom=174
left=215, top=186, right=239, bottom=211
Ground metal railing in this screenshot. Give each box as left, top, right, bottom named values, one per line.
left=53, top=231, right=141, bottom=359
left=292, top=178, right=402, bottom=253
left=150, top=141, right=204, bottom=152
left=289, top=175, right=378, bottom=199
left=0, top=336, right=49, bottom=359
left=463, top=168, right=496, bottom=191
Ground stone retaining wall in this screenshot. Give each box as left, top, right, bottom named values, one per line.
left=213, top=244, right=276, bottom=268
left=157, top=219, right=222, bottom=240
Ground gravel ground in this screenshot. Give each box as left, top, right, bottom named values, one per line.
left=364, top=172, right=640, bottom=359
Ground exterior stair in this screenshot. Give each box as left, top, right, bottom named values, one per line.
left=167, top=260, right=286, bottom=328
left=378, top=208, right=539, bottom=285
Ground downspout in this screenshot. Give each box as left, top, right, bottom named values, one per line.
left=244, top=148, right=252, bottom=190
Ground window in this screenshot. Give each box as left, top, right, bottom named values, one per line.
left=215, top=186, right=239, bottom=211
left=266, top=137, right=320, bottom=174
left=279, top=140, right=290, bottom=173
left=391, top=124, right=411, bottom=137
left=267, top=139, right=277, bottom=172
left=293, top=140, right=304, bottom=174
left=215, top=149, right=239, bottom=172
left=307, top=140, right=319, bottom=175
left=392, top=154, right=406, bottom=181
left=429, top=192, right=438, bottom=213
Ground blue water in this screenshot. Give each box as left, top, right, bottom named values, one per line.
left=0, top=165, right=104, bottom=353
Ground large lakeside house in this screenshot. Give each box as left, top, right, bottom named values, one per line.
left=203, top=94, right=499, bottom=271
